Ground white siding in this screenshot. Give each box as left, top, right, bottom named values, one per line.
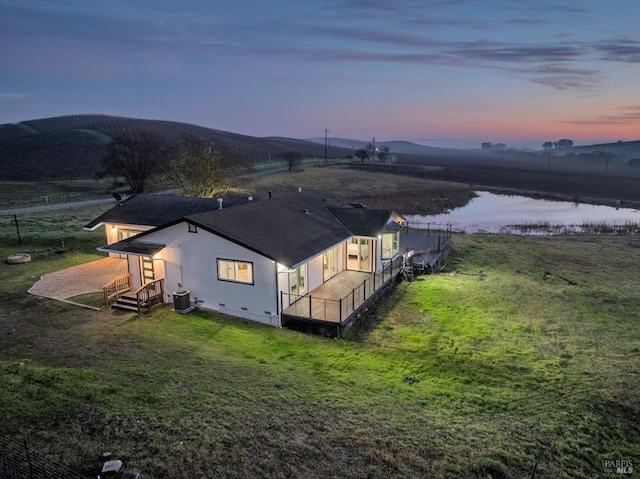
left=142, top=223, right=279, bottom=326
left=307, top=255, right=324, bottom=292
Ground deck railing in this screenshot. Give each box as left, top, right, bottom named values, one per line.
left=132, top=279, right=165, bottom=313
left=103, top=273, right=132, bottom=307
left=282, top=257, right=403, bottom=324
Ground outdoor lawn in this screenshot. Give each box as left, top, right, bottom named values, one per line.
left=1, top=200, right=638, bottom=478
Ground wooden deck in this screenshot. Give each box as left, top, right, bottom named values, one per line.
left=281, top=257, right=403, bottom=336
left=281, top=231, right=452, bottom=337
left=282, top=270, right=370, bottom=323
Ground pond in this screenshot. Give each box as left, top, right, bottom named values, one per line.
left=405, top=191, right=640, bottom=234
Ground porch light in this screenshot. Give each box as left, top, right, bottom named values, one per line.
left=111, top=226, right=117, bottom=233
left=378, top=234, right=382, bottom=239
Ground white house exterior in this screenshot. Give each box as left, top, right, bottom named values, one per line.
left=96, top=191, right=404, bottom=330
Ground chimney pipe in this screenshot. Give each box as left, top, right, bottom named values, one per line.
left=268, top=191, right=272, bottom=199
left=298, top=186, right=302, bottom=193
left=217, top=198, right=223, bottom=209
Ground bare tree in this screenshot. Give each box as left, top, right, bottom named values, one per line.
left=102, top=131, right=175, bottom=193
left=281, top=151, right=303, bottom=171
left=354, top=148, right=369, bottom=163
left=377, top=145, right=391, bottom=163
left=166, top=135, right=247, bottom=197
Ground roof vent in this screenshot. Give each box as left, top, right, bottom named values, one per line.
left=298, top=186, right=302, bottom=193
left=217, top=198, right=223, bottom=209
left=303, top=209, right=311, bottom=215
left=113, top=192, right=127, bottom=206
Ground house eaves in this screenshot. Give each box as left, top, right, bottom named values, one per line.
left=97, top=240, right=165, bottom=257
left=83, top=194, right=246, bottom=231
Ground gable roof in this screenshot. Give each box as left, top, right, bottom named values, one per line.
left=83, top=194, right=244, bottom=230
left=187, top=191, right=351, bottom=268
left=94, top=191, right=402, bottom=268
left=327, top=207, right=400, bottom=237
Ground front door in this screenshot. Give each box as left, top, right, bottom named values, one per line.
left=140, top=256, right=155, bottom=285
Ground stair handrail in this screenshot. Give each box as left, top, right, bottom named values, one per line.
left=133, top=279, right=165, bottom=311
left=103, top=273, right=132, bottom=306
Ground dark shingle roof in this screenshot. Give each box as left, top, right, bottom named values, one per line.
left=84, top=194, right=244, bottom=230
left=187, top=191, right=352, bottom=268
left=327, top=207, right=396, bottom=237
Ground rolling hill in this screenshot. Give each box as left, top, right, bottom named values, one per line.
left=0, top=115, right=352, bottom=181
left=2, top=114, right=639, bottom=187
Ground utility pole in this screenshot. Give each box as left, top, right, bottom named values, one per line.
left=324, top=128, right=330, bottom=166
left=372, top=136, right=376, bottom=162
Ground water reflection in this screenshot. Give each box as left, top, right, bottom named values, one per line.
left=405, top=192, right=640, bottom=234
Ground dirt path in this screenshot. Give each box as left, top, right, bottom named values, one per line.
left=0, top=197, right=117, bottom=216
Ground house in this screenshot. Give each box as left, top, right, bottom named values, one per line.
left=83, top=193, right=246, bottom=253
left=91, top=190, right=447, bottom=337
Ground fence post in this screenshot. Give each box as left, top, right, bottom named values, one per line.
left=24, top=440, right=34, bottom=479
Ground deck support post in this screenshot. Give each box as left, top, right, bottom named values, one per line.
left=309, top=295, right=312, bottom=318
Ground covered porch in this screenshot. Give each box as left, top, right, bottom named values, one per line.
left=97, top=240, right=167, bottom=312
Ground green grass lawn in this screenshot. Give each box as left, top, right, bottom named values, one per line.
left=0, top=208, right=639, bottom=477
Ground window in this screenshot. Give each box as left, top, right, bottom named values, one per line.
left=347, top=237, right=371, bottom=271
left=289, top=263, right=307, bottom=296
left=217, top=259, right=254, bottom=284
left=188, top=223, right=198, bottom=233
left=323, top=247, right=338, bottom=281
left=381, top=232, right=399, bottom=259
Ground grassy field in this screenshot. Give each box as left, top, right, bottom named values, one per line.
left=0, top=199, right=638, bottom=477
left=243, top=167, right=475, bottom=215
left=0, top=178, right=128, bottom=209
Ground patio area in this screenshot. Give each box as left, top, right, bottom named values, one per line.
left=28, top=257, right=128, bottom=306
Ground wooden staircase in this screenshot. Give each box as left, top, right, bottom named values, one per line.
left=112, top=292, right=148, bottom=312
left=104, top=277, right=165, bottom=313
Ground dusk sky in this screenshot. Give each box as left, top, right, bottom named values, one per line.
left=2, top=0, right=640, bottom=147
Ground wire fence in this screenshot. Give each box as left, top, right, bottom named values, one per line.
left=0, top=436, right=87, bottom=479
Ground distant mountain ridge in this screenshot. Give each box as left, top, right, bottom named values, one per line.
left=307, top=137, right=449, bottom=155
left=308, top=136, right=640, bottom=156
left=2, top=114, right=638, bottom=182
